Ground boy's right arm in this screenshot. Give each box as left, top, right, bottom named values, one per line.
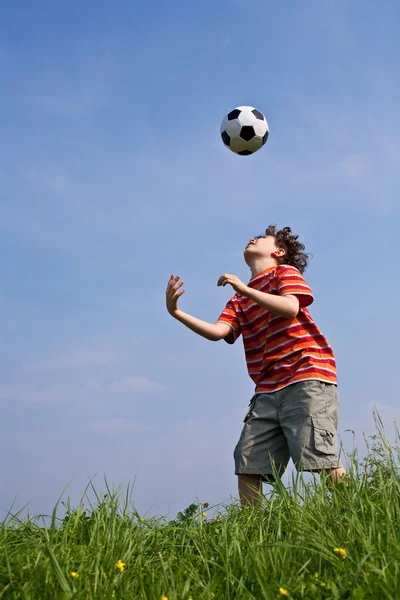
left=166, top=274, right=232, bottom=342
left=170, top=309, right=232, bottom=341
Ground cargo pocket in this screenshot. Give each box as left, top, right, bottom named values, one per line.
left=312, top=416, right=337, bottom=455
left=243, top=395, right=257, bottom=423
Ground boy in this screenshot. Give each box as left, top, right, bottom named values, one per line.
left=166, top=225, right=346, bottom=506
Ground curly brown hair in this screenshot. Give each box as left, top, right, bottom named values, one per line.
left=263, top=225, right=311, bottom=273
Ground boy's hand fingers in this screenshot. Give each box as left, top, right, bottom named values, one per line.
left=218, top=274, right=231, bottom=287
left=171, top=282, right=184, bottom=295
left=167, top=275, right=182, bottom=293
left=217, top=275, right=226, bottom=286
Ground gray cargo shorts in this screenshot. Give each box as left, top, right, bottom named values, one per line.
left=234, top=380, right=342, bottom=481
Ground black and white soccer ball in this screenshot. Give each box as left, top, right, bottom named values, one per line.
left=220, top=106, right=269, bottom=155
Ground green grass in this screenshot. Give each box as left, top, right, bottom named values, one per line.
left=2, top=415, right=400, bottom=600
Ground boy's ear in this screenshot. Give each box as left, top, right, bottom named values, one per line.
left=272, top=247, right=285, bottom=258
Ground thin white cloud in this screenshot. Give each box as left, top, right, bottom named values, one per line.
left=108, top=376, right=164, bottom=393
left=0, top=383, right=65, bottom=405
left=25, top=53, right=116, bottom=116
left=331, top=152, right=367, bottom=179
left=0, top=373, right=164, bottom=408
left=358, top=402, right=400, bottom=438
left=86, top=418, right=149, bottom=433
left=22, top=167, right=69, bottom=194
left=24, top=349, right=117, bottom=371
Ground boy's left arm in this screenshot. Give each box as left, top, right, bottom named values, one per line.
left=217, top=274, right=299, bottom=318
left=244, top=287, right=299, bottom=318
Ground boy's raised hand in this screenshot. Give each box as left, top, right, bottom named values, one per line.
left=217, top=273, right=248, bottom=295
left=166, top=275, right=185, bottom=314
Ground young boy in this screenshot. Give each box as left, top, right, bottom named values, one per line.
left=166, top=225, right=346, bottom=506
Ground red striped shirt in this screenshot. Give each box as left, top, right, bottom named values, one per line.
left=217, top=265, right=337, bottom=393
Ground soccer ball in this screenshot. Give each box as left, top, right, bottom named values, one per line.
left=220, top=106, right=269, bottom=155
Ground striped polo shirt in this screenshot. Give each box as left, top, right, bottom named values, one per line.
left=217, top=264, right=337, bottom=393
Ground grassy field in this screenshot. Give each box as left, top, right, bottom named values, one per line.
left=1, top=418, right=399, bottom=600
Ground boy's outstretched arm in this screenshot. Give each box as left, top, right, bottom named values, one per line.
left=166, top=275, right=231, bottom=341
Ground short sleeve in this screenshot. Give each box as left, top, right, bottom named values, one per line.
left=216, top=297, right=242, bottom=345
left=276, top=265, right=314, bottom=308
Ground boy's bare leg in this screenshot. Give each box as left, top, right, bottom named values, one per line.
left=238, top=468, right=346, bottom=506
left=238, top=474, right=263, bottom=507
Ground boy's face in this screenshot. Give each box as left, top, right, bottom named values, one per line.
left=244, top=235, right=284, bottom=261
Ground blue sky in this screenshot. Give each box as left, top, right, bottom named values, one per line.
left=1, top=0, right=399, bottom=520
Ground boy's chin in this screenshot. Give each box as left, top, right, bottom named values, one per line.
left=243, top=250, right=254, bottom=264
left=244, top=247, right=257, bottom=258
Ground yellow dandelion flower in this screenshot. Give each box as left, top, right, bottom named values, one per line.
left=116, top=559, right=126, bottom=572
left=70, top=572, right=79, bottom=578
left=334, top=547, right=347, bottom=559
left=279, top=588, right=288, bottom=596
left=202, top=512, right=207, bottom=519
left=161, top=596, right=169, bottom=600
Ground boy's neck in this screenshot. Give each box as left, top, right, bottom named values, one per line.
left=248, top=258, right=279, bottom=279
